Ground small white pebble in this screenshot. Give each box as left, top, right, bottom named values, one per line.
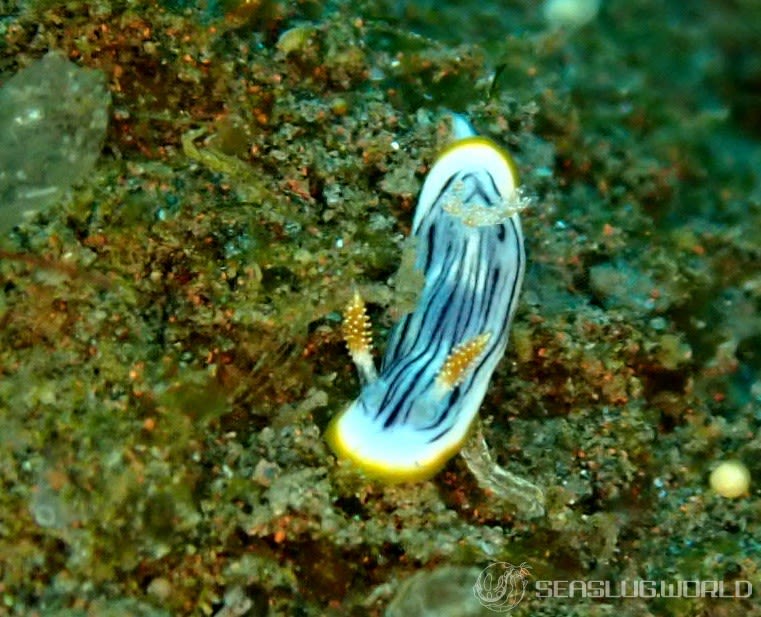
left=543, top=0, right=601, bottom=29
left=709, top=460, right=750, bottom=499
left=147, top=577, right=172, bottom=601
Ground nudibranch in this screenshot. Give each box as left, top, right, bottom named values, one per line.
left=326, top=115, right=526, bottom=482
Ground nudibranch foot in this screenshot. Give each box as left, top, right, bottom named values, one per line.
left=460, top=420, right=546, bottom=519
left=327, top=114, right=525, bottom=483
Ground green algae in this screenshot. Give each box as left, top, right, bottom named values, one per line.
left=0, top=0, right=760, bottom=615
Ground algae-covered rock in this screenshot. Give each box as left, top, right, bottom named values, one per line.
left=0, top=51, right=110, bottom=232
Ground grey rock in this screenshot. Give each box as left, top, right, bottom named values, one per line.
left=0, top=51, right=110, bottom=231
left=385, top=566, right=497, bottom=617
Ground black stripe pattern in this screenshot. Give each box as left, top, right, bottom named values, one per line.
left=328, top=129, right=526, bottom=480
left=377, top=162, right=524, bottom=440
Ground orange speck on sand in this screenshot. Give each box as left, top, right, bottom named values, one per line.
left=46, top=469, right=69, bottom=491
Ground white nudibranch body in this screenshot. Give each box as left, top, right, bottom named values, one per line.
left=326, top=117, right=526, bottom=482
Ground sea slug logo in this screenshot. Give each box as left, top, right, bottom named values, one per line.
left=472, top=562, right=753, bottom=609
left=473, top=562, right=531, bottom=612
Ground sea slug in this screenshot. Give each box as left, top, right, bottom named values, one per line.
left=326, top=115, right=526, bottom=481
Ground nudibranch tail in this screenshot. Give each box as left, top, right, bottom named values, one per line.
left=327, top=114, right=525, bottom=483
left=342, top=291, right=378, bottom=385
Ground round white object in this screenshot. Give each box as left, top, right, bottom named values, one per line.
left=709, top=460, right=751, bottom=499
left=543, top=0, right=601, bottom=29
